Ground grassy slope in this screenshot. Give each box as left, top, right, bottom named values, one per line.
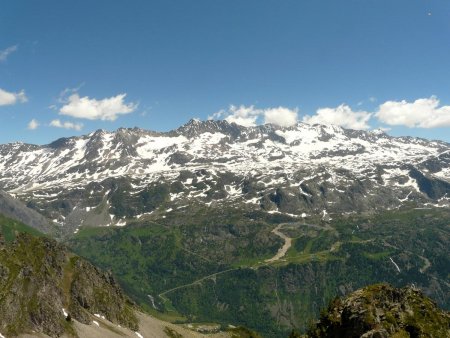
left=0, top=213, right=45, bottom=242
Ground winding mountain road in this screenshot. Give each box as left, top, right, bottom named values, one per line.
left=159, top=223, right=294, bottom=302
left=265, top=224, right=292, bottom=263
left=159, top=268, right=239, bottom=302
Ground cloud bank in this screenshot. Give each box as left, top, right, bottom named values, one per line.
left=211, top=96, right=450, bottom=131
left=59, top=93, right=137, bottom=121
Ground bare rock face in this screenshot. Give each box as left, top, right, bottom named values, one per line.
left=68, top=257, right=138, bottom=329
left=304, top=284, right=450, bottom=338
left=0, top=233, right=138, bottom=337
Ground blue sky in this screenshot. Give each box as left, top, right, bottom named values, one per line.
left=1, top=0, right=450, bottom=144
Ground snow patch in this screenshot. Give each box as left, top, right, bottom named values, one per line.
left=244, top=197, right=260, bottom=204
left=267, top=210, right=300, bottom=218
left=115, top=219, right=126, bottom=227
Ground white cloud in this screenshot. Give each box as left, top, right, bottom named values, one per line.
left=0, top=88, right=27, bottom=106
left=375, top=96, right=450, bottom=128
left=210, top=105, right=261, bottom=127
left=303, top=104, right=372, bottom=130
left=50, top=119, right=83, bottom=131
left=59, top=93, right=137, bottom=121
left=0, top=45, right=18, bottom=62
left=209, top=105, right=298, bottom=127
left=27, top=119, right=39, bottom=130
left=264, top=107, right=298, bottom=127
left=209, top=96, right=450, bottom=131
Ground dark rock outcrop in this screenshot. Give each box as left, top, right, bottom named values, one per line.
left=304, top=284, right=450, bottom=338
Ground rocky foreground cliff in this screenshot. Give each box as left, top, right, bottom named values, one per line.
left=0, top=227, right=239, bottom=338
left=0, top=232, right=138, bottom=337
left=302, top=284, right=450, bottom=338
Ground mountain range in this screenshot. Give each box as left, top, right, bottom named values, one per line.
left=0, top=119, right=449, bottom=236
left=0, top=120, right=449, bottom=337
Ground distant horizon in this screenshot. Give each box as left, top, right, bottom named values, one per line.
left=3, top=118, right=449, bottom=146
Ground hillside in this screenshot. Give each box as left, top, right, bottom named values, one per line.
left=68, top=207, right=450, bottom=336
left=0, top=212, right=44, bottom=243
left=0, top=190, right=57, bottom=236
left=0, top=219, right=244, bottom=338
left=0, top=231, right=138, bottom=337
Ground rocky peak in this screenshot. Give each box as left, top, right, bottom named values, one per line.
left=46, top=136, right=76, bottom=150
left=172, top=118, right=244, bottom=138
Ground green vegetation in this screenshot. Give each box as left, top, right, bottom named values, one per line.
left=68, top=207, right=450, bottom=337
left=68, top=221, right=221, bottom=311
left=68, top=207, right=284, bottom=310
left=0, top=213, right=44, bottom=242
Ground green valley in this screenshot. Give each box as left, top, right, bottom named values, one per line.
left=68, top=206, right=450, bottom=337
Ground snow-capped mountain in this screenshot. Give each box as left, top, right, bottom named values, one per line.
left=1, top=119, right=449, bottom=234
